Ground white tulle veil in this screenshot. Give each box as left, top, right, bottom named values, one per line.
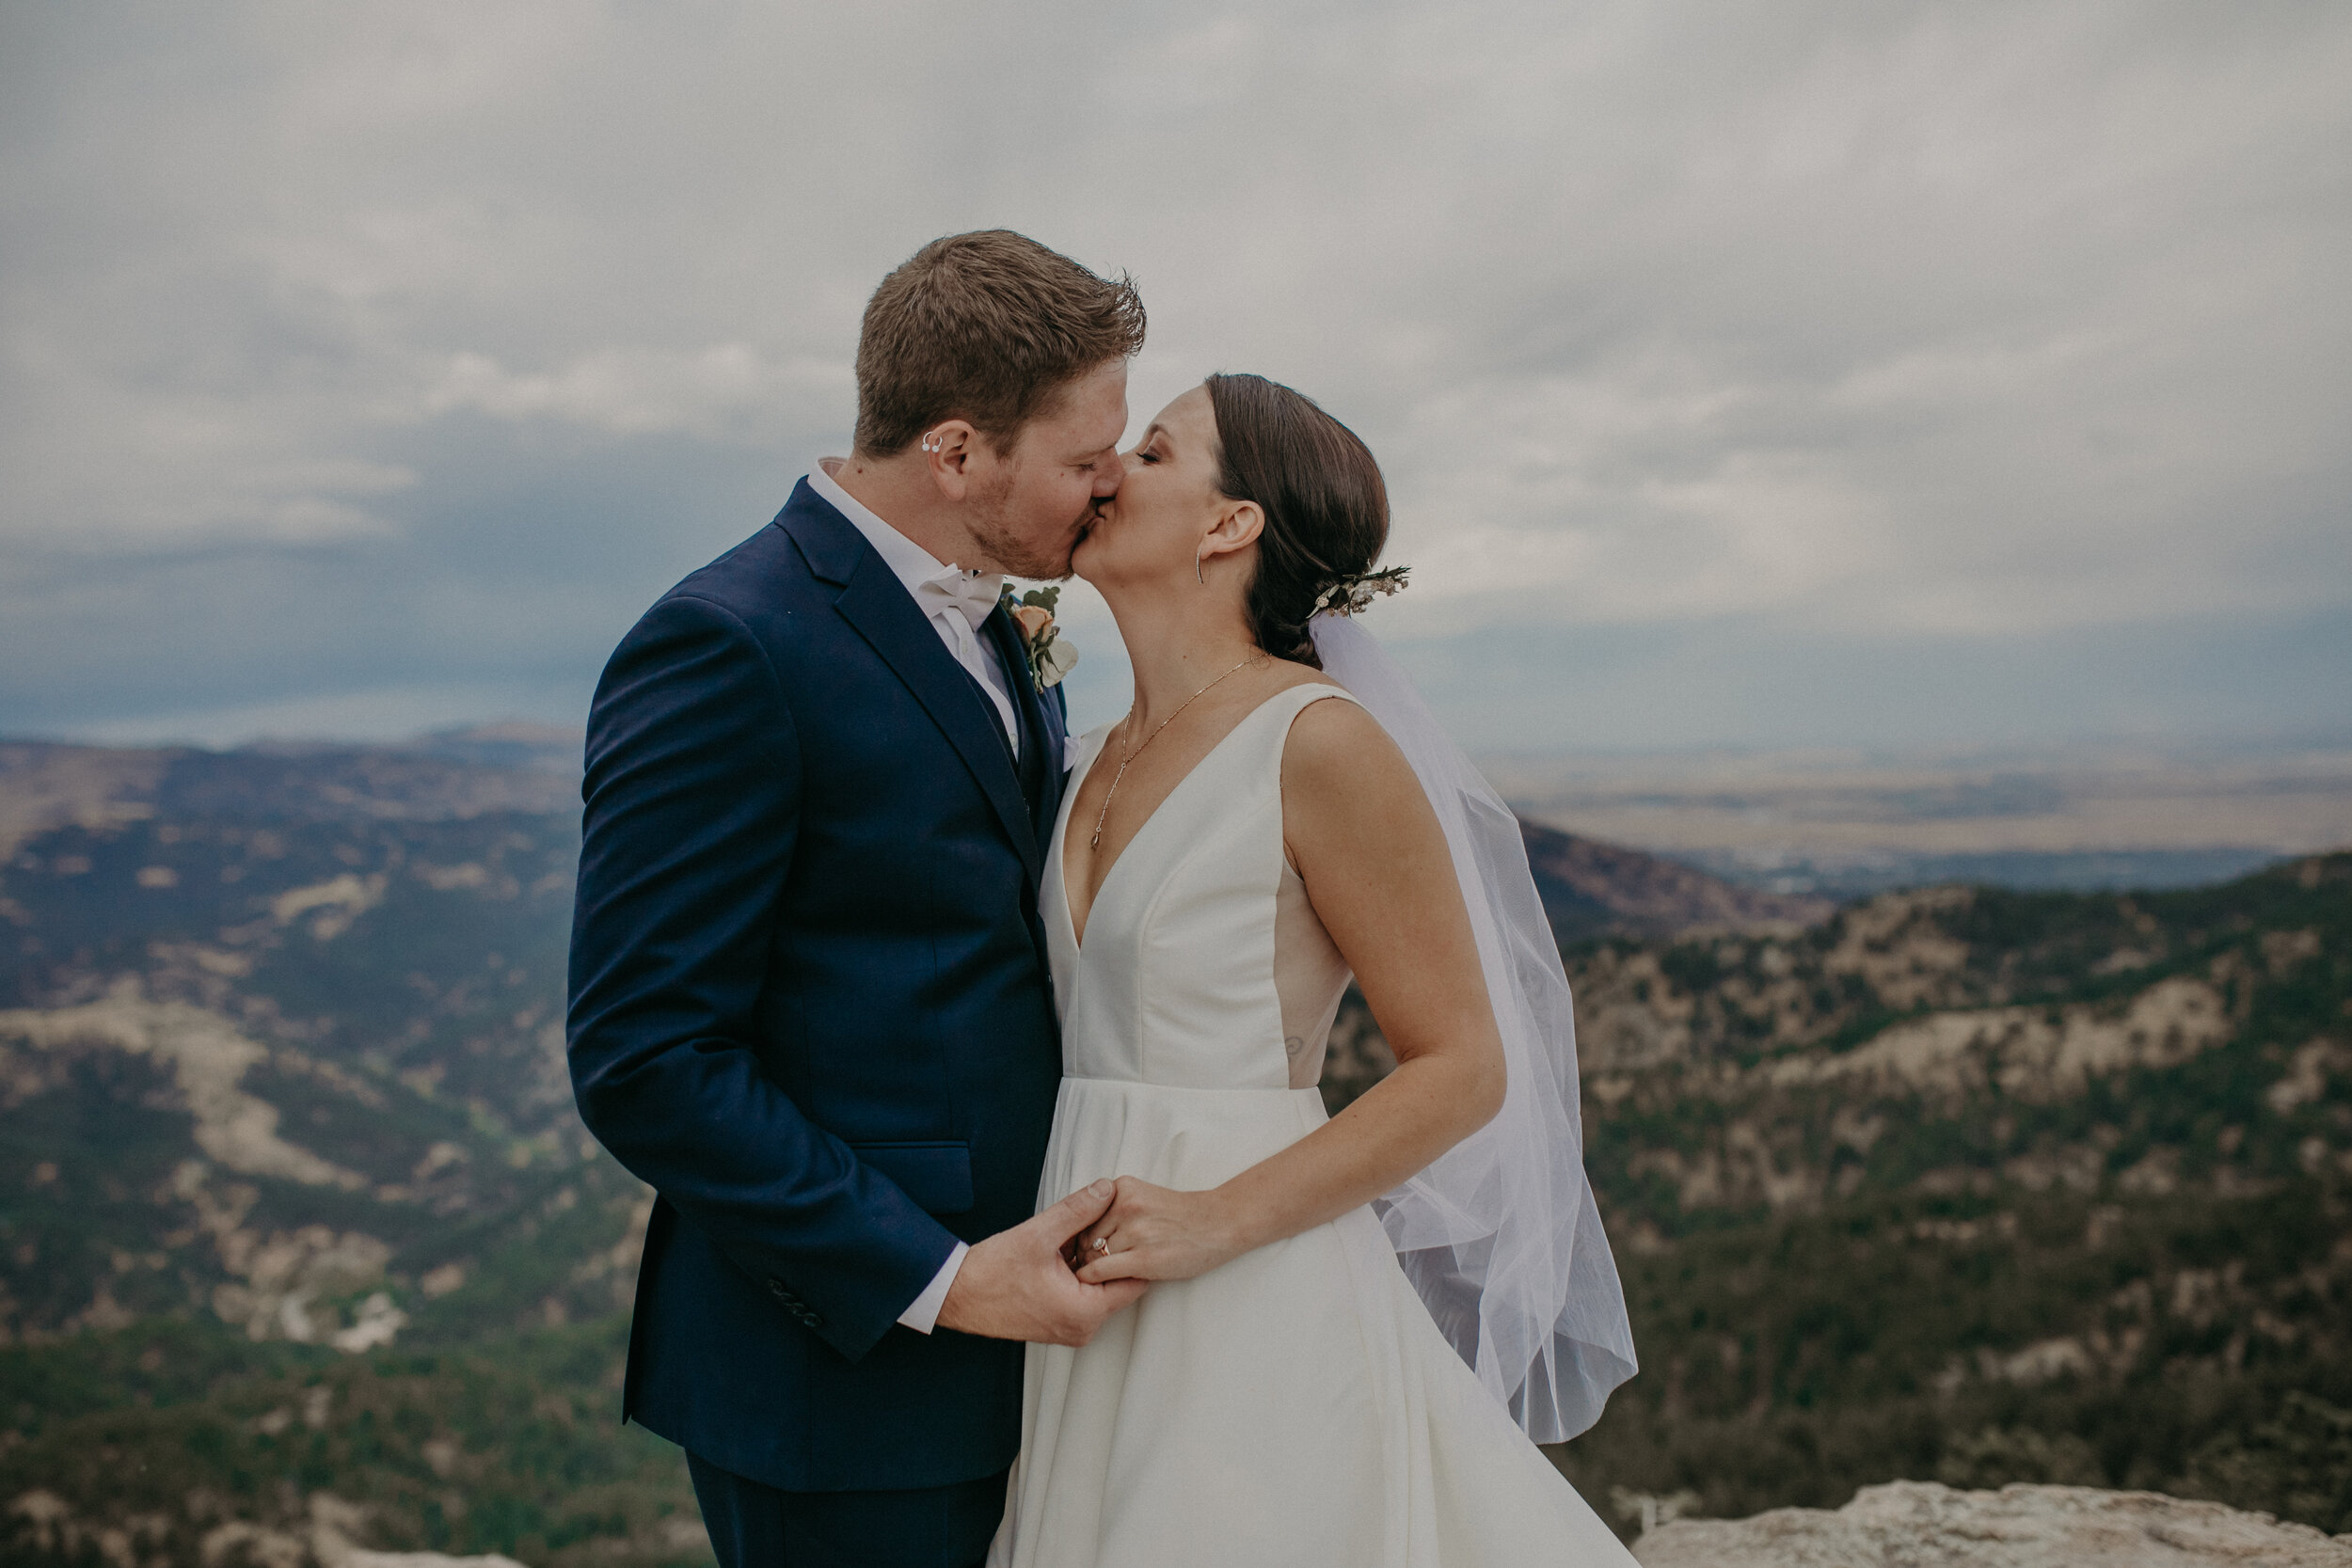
left=1310, top=611, right=1637, bottom=1443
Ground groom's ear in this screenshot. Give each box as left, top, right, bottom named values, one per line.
left=922, top=420, right=982, bottom=500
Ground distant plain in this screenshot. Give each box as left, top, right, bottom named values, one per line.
left=1488, top=743, right=2352, bottom=897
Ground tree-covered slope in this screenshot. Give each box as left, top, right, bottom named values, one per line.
left=0, top=804, right=645, bottom=1353
left=0, top=742, right=690, bottom=1565
left=1550, top=854, right=2352, bottom=1538
left=0, top=1321, right=705, bottom=1568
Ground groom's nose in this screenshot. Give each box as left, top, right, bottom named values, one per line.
left=1091, top=455, right=1124, bottom=499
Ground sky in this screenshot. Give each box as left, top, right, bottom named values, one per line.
left=3, top=1, right=2348, bottom=754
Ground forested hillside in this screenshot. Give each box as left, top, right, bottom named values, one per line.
left=0, top=741, right=686, bottom=1566
left=0, top=737, right=2344, bottom=1560
left=1547, top=858, right=2352, bottom=1538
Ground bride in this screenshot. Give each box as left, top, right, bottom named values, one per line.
left=989, top=373, right=1639, bottom=1566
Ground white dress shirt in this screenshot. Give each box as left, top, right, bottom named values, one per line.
left=808, top=458, right=1029, bottom=1332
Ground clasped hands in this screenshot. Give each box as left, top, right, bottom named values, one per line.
left=934, top=1176, right=1243, bottom=1347
left=1069, top=1175, right=1246, bottom=1286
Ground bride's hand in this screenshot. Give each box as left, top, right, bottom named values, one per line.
left=1071, top=1176, right=1248, bottom=1284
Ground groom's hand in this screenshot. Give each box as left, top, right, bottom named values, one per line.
left=936, top=1180, right=1146, bottom=1345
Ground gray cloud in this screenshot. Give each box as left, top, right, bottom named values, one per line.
left=2, top=1, right=2347, bottom=748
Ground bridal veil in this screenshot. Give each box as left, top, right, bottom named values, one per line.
left=1310, top=612, right=1638, bottom=1444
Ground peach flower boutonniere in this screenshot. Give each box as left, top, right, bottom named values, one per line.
left=999, top=583, right=1078, bottom=692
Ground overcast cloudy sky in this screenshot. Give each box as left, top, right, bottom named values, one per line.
left=3, top=1, right=2347, bottom=753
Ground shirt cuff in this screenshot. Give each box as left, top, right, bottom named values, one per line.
left=897, top=1241, right=969, bottom=1335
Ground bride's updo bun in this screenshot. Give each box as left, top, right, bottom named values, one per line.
left=1203, top=372, right=1391, bottom=670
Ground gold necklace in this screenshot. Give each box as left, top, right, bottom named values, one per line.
left=1090, top=652, right=1267, bottom=849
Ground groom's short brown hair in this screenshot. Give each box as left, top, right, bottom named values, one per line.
left=854, top=230, right=1146, bottom=458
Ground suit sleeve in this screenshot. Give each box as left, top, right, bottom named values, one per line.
left=566, top=594, right=960, bottom=1361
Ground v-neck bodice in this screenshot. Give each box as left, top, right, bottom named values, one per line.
left=1041, top=685, right=1359, bottom=1093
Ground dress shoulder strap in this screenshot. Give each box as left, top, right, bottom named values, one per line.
left=1266, top=681, right=1363, bottom=727
left=1255, top=681, right=1365, bottom=768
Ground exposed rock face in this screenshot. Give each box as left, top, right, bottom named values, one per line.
left=1632, top=1482, right=2352, bottom=1567
left=0, top=986, right=368, bottom=1189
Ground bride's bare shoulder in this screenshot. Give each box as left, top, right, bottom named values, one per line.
left=1277, top=680, right=1420, bottom=815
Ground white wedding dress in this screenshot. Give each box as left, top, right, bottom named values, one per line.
left=989, top=686, right=1636, bottom=1567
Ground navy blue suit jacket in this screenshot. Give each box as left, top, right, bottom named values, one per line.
left=567, top=479, right=1069, bottom=1492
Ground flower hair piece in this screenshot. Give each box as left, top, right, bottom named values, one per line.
left=1311, top=564, right=1410, bottom=617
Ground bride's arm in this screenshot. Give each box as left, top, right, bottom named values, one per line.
left=1074, top=692, right=1506, bottom=1283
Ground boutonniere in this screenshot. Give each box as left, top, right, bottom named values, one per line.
left=999, top=583, right=1079, bottom=691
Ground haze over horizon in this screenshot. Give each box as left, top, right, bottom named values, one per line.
left=4, top=3, right=2347, bottom=754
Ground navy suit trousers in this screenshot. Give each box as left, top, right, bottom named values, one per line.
left=688, top=1450, right=1009, bottom=1568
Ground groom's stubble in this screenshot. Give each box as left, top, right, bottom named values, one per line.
left=966, top=463, right=1103, bottom=581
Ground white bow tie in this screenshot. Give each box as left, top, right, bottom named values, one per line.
left=914, top=566, right=1003, bottom=634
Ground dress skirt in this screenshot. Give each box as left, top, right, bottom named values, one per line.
left=987, top=1076, right=1637, bottom=1568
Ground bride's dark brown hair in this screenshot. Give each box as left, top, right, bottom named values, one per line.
left=1202, top=373, right=1390, bottom=670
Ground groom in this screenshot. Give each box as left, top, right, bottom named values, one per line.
left=567, top=231, right=1148, bottom=1568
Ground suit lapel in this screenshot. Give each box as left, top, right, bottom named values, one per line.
left=832, top=562, right=1041, bottom=885
left=777, top=481, right=1043, bottom=886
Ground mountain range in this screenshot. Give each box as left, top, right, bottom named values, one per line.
left=0, top=730, right=2344, bottom=1561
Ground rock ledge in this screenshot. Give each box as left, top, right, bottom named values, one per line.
left=1631, top=1481, right=2352, bottom=1567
